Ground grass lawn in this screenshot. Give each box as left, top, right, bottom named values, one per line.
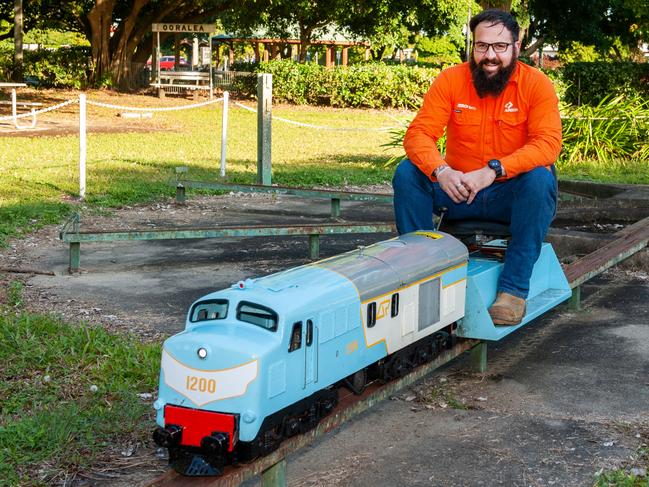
left=0, top=90, right=405, bottom=245
left=0, top=305, right=160, bottom=485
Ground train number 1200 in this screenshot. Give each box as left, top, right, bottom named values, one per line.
left=186, top=375, right=216, bottom=393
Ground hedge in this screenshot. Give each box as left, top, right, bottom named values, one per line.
left=233, top=60, right=440, bottom=109
left=0, top=45, right=91, bottom=88
left=560, top=62, right=649, bottom=106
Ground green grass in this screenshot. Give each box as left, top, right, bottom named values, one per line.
left=595, top=470, right=649, bottom=487
left=0, top=101, right=402, bottom=245
left=0, top=306, right=161, bottom=485
left=594, top=444, right=649, bottom=487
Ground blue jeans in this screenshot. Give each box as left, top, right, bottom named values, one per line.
left=392, top=159, right=557, bottom=299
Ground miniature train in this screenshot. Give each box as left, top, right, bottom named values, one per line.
left=152, top=231, right=571, bottom=476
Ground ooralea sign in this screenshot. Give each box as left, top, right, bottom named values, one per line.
left=152, top=23, right=216, bottom=33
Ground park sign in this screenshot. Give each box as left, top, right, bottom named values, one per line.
left=152, top=23, right=216, bottom=33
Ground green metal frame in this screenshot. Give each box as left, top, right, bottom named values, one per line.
left=59, top=214, right=395, bottom=273
left=171, top=177, right=393, bottom=218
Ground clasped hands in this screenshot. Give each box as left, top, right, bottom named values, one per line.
left=437, top=166, right=496, bottom=204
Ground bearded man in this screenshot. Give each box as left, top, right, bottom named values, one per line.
left=392, top=8, right=562, bottom=325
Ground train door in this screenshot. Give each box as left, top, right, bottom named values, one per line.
left=288, top=318, right=318, bottom=390
left=304, top=318, right=318, bottom=388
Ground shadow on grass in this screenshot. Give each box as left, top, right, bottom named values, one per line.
left=1, top=154, right=396, bottom=246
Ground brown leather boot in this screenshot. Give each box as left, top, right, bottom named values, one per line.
left=488, top=292, right=526, bottom=325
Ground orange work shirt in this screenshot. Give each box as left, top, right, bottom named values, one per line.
left=403, top=61, right=562, bottom=180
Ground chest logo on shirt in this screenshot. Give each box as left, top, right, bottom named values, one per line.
left=457, top=103, right=477, bottom=110
left=504, top=101, right=519, bottom=113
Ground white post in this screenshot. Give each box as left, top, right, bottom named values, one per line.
left=220, top=91, right=229, bottom=178
left=79, top=93, right=87, bottom=199
left=257, top=74, right=272, bottom=185
left=192, top=37, right=199, bottom=68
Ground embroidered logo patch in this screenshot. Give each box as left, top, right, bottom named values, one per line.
left=504, top=101, right=519, bottom=113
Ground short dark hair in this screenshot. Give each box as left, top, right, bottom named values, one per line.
left=470, top=8, right=520, bottom=42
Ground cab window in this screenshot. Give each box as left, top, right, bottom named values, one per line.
left=190, top=299, right=229, bottom=323
left=237, top=301, right=279, bottom=331
left=367, top=302, right=377, bottom=328
left=289, top=322, right=302, bottom=352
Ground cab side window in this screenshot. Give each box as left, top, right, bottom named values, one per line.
left=289, top=322, right=302, bottom=352
left=367, top=302, right=377, bottom=328
left=391, top=293, right=399, bottom=318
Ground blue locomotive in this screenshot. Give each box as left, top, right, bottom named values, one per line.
left=152, top=231, right=571, bottom=476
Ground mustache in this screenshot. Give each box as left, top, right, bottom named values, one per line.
left=479, top=58, right=502, bottom=67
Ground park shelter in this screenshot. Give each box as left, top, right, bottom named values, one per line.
left=212, top=28, right=370, bottom=68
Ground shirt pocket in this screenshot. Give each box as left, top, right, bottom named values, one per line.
left=496, top=113, right=528, bottom=154
left=449, top=110, right=481, bottom=152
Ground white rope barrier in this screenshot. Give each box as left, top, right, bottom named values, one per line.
left=0, top=98, right=78, bottom=121
left=86, top=97, right=224, bottom=112
left=233, top=101, right=402, bottom=132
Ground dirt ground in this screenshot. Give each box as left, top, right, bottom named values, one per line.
left=0, top=88, right=187, bottom=137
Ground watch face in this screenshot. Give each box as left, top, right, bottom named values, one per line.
left=488, top=159, right=502, bottom=176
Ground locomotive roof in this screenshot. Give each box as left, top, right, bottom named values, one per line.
left=245, top=232, right=468, bottom=307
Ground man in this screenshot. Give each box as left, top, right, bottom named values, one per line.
left=392, top=8, right=562, bottom=325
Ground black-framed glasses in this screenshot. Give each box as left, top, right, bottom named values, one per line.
left=473, top=41, right=515, bottom=53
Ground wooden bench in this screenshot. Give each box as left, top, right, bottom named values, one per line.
left=150, top=71, right=212, bottom=99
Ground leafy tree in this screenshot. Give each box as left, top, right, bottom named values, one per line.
left=526, top=0, right=648, bottom=59
left=0, top=0, right=73, bottom=41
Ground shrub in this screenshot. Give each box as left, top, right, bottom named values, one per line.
left=0, top=44, right=91, bottom=88
left=560, top=94, right=649, bottom=165
left=560, top=61, right=649, bottom=106
left=24, top=46, right=92, bottom=88
left=415, top=36, right=462, bottom=67
left=234, top=60, right=439, bottom=109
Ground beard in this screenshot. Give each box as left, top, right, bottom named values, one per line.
left=470, top=56, right=517, bottom=98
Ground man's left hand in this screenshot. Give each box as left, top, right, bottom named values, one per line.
left=459, top=167, right=497, bottom=204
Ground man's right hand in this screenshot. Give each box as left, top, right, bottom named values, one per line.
left=437, top=167, right=469, bottom=203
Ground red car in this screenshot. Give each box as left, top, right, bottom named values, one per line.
left=147, top=56, right=189, bottom=71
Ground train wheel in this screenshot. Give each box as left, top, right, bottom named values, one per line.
left=388, top=355, right=408, bottom=379
left=415, top=343, right=432, bottom=364
left=343, top=369, right=367, bottom=395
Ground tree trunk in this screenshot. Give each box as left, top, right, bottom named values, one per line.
left=109, top=0, right=150, bottom=90
left=371, top=46, right=386, bottom=61
left=298, top=23, right=313, bottom=63
left=13, top=0, right=23, bottom=81
left=87, top=0, right=117, bottom=85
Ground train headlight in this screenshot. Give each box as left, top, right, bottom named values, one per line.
left=197, top=347, right=208, bottom=359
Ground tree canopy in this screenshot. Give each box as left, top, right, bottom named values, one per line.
left=3, top=0, right=648, bottom=88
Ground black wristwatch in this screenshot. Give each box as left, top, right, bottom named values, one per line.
left=488, top=159, right=503, bottom=178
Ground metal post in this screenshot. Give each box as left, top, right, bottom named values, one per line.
left=261, top=458, right=287, bottom=487
left=331, top=198, right=341, bottom=218
left=69, top=242, right=80, bottom=273
left=568, top=286, right=581, bottom=311
left=209, top=35, right=214, bottom=99
left=308, top=234, right=320, bottom=260
left=79, top=93, right=87, bottom=199
left=469, top=341, right=487, bottom=373
left=220, top=91, right=229, bottom=178
left=176, top=185, right=186, bottom=203
left=257, top=73, right=272, bottom=186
